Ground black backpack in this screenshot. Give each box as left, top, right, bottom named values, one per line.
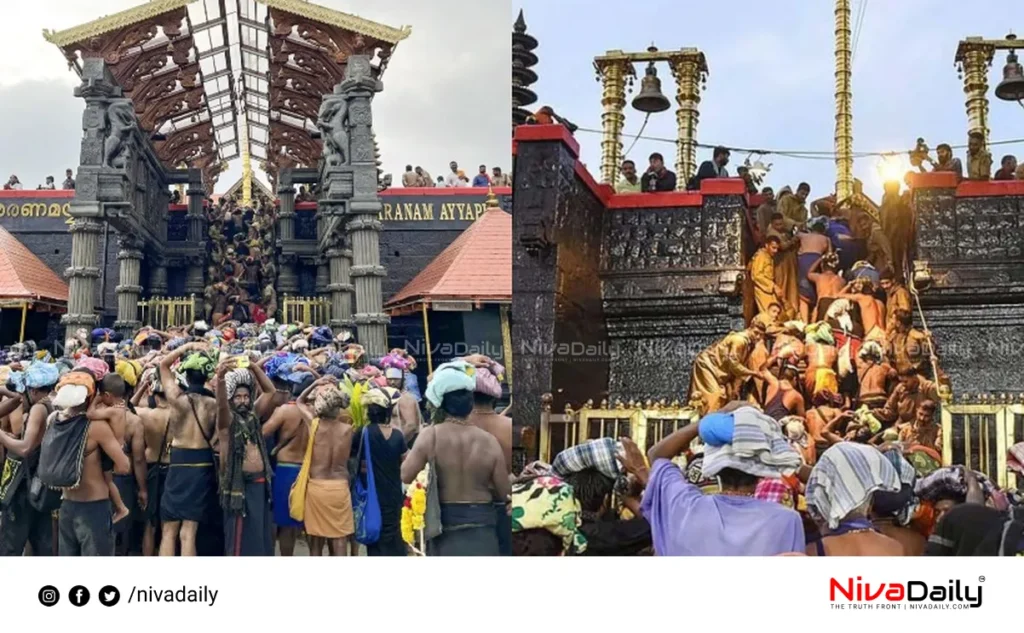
left=28, top=402, right=63, bottom=513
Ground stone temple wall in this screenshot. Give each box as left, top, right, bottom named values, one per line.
left=512, top=124, right=750, bottom=433
left=910, top=173, right=1024, bottom=395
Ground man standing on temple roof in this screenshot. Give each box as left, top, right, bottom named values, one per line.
left=472, top=165, right=491, bottom=187
left=63, top=169, right=75, bottom=190
left=4, top=175, right=22, bottom=190
left=966, top=131, right=992, bottom=181
left=40, top=176, right=55, bottom=190
left=778, top=182, right=810, bottom=228
left=687, top=145, right=730, bottom=191
left=414, top=166, right=433, bottom=187
left=994, top=155, right=1017, bottom=181
left=641, top=152, right=676, bottom=192
left=491, top=166, right=511, bottom=187
left=925, top=143, right=963, bottom=180
left=445, top=161, right=461, bottom=188
left=615, top=159, right=641, bottom=193
left=402, top=165, right=418, bottom=187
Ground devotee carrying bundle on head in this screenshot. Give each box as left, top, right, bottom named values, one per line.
left=615, top=403, right=806, bottom=555
left=401, top=360, right=509, bottom=555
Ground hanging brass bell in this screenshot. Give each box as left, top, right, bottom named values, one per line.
left=995, top=49, right=1024, bottom=102
left=632, top=62, right=671, bottom=113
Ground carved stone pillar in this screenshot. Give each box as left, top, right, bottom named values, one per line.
left=186, top=170, right=207, bottom=242
left=114, top=235, right=143, bottom=334
left=64, top=216, right=103, bottom=339
left=340, top=56, right=389, bottom=355
left=277, top=179, right=298, bottom=296
left=277, top=253, right=299, bottom=296
left=184, top=254, right=205, bottom=314
left=315, top=257, right=330, bottom=297
left=149, top=255, right=168, bottom=296
left=326, top=236, right=354, bottom=328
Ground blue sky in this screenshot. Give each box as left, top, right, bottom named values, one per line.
left=513, top=0, right=1024, bottom=199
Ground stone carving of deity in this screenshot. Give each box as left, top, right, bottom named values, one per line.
left=105, top=100, right=136, bottom=169
left=317, top=97, right=350, bottom=166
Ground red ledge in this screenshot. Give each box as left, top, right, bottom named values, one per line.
left=748, top=193, right=765, bottom=208
left=0, top=190, right=74, bottom=199
left=574, top=162, right=613, bottom=205
left=512, top=124, right=580, bottom=159
left=700, top=178, right=747, bottom=195
left=380, top=187, right=512, bottom=196
left=608, top=191, right=702, bottom=209
left=168, top=204, right=187, bottom=212
left=906, top=171, right=958, bottom=189
left=955, top=179, right=1024, bottom=198
left=296, top=202, right=316, bottom=210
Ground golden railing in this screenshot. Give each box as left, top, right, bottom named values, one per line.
left=138, top=296, right=195, bottom=330
left=281, top=295, right=331, bottom=325
left=539, top=396, right=699, bottom=463
left=941, top=399, right=1024, bottom=490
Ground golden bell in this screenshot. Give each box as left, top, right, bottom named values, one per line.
left=995, top=48, right=1024, bottom=102
left=632, top=62, right=671, bottom=113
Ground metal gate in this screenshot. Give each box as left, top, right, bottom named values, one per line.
left=941, top=401, right=1024, bottom=489
left=281, top=295, right=331, bottom=325
left=138, top=296, right=195, bottom=330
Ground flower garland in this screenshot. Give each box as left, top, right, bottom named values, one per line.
left=401, top=465, right=430, bottom=552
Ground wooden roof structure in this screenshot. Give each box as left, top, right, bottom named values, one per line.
left=385, top=191, right=511, bottom=314
left=44, top=0, right=410, bottom=190
left=0, top=225, right=70, bottom=305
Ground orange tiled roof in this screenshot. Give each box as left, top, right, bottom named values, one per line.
left=385, top=206, right=511, bottom=309
left=0, top=224, right=69, bottom=303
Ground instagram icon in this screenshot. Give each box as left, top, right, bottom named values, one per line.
left=38, top=586, right=60, bottom=607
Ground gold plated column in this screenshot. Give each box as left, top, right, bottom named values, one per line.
left=594, top=57, right=630, bottom=184
left=958, top=40, right=994, bottom=147
left=669, top=53, right=705, bottom=189
left=834, top=0, right=853, bottom=202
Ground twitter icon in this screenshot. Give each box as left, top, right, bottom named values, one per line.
left=99, top=586, right=120, bottom=607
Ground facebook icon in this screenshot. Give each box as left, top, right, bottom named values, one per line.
left=69, top=585, right=90, bottom=607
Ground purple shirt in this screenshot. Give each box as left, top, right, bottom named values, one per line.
left=640, top=459, right=806, bottom=556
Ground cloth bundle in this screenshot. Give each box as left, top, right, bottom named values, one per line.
left=10, top=362, right=59, bottom=393
left=75, top=356, right=109, bottom=381
left=53, top=370, right=97, bottom=410
left=876, top=447, right=919, bottom=525
left=224, top=368, right=253, bottom=399
left=804, top=321, right=835, bottom=345
left=806, top=443, right=901, bottom=530
left=700, top=407, right=802, bottom=479
left=459, top=356, right=504, bottom=399
left=361, top=386, right=400, bottom=410
left=510, top=475, right=587, bottom=555
left=314, top=386, right=349, bottom=417
left=754, top=478, right=795, bottom=508
left=342, top=344, right=366, bottom=366
left=115, top=359, right=142, bottom=388
left=914, top=466, right=999, bottom=504
left=178, top=351, right=216, bottom=378
left=551, top=437, right=620, bottom=481
left=424, top=360, right=476, bottom=408
left=310, top=326, right=334, bottom=347
left=380, top=352, right=412, bottom=371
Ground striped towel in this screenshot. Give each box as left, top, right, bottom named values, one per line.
left=881, top=447, right=917, bottom=487
left=806, top=443, right=901, bottom=530
left=552, top=438, right=620, bottom=481
left=914, top=466, right=998, bottom=502
left=701, top=406, right=802, bottom=479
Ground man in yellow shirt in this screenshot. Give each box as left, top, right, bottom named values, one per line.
left=966, top=131, right=992, bottom=181
left=615, top=159, right=641, bottom=193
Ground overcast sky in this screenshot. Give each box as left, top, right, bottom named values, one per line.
left=1, top=0, right=509, bottom=191
left=514, top=0, right=1024, bottom=199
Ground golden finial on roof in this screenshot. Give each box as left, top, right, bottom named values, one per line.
left=485, top=186, right=500, bottom=209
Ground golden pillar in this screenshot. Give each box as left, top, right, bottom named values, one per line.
left=594, top=57, right=630, bottom=185
left=833, top=0, right=854, bottom=202
left=958, top=40, right=994, bottom=147
left=669, top=54, right=704, bottom=189
left=240, top=121, right=253, bottom=208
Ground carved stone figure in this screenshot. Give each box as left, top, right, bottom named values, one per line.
left=317, top=97, right=349, bottom=166
left=104, top=100, right=137, bottom=169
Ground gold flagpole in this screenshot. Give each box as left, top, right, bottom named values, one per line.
left=834, top=0, right=854, bottom=201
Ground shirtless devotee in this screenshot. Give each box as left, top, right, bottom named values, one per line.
left=855, top=341, right=895, bottom=409
left=748, top=235, right=783, bottom=316
left=688, top=325, right=764, bottom=414
left=760, top=358, right=805, bottom=421
left=216, top=361, right=273, bottom=556
left=261, top=373, right=314, bottom=556
left=402, top=361, right=510, bottom=555
left=797, top=217, right=832, bottom=322
left=806, top=252, right=845, bottom=320
left=159, top=342, right=219, bottom=556
left=837, top=278, right=886, bottom=341
left=38, top=371, right=130, bottom=556
left=294, top=377, right=355, bottom=556
left=132, top=372, right=172, bottom=556
left=804, top=322, right=840, bottom=406
left=384, top=367, right=423, bottom=446
left=88, top=375, right=139, bottom=526
left=459, top=354, right=513, bottom=554
left=0, top=363, right=59, bottom=556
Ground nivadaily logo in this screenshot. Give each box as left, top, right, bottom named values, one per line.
left=829, top=576, right=984, bottom=610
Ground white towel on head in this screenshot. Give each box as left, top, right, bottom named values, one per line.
left=701, top=407, right=803, bottom=479
left=806, top=443, right=901, bottom=530
left=53, top=384, right=88, bottom=410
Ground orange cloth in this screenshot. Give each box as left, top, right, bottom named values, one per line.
left=304, top=479, right=354, bottom=538
left=57, top=370, right=96, bottom=399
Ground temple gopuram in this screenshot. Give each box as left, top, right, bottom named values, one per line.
left=512, top=4, right=1024, bottom=488
left=0, top=0, right=511, bottom=395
